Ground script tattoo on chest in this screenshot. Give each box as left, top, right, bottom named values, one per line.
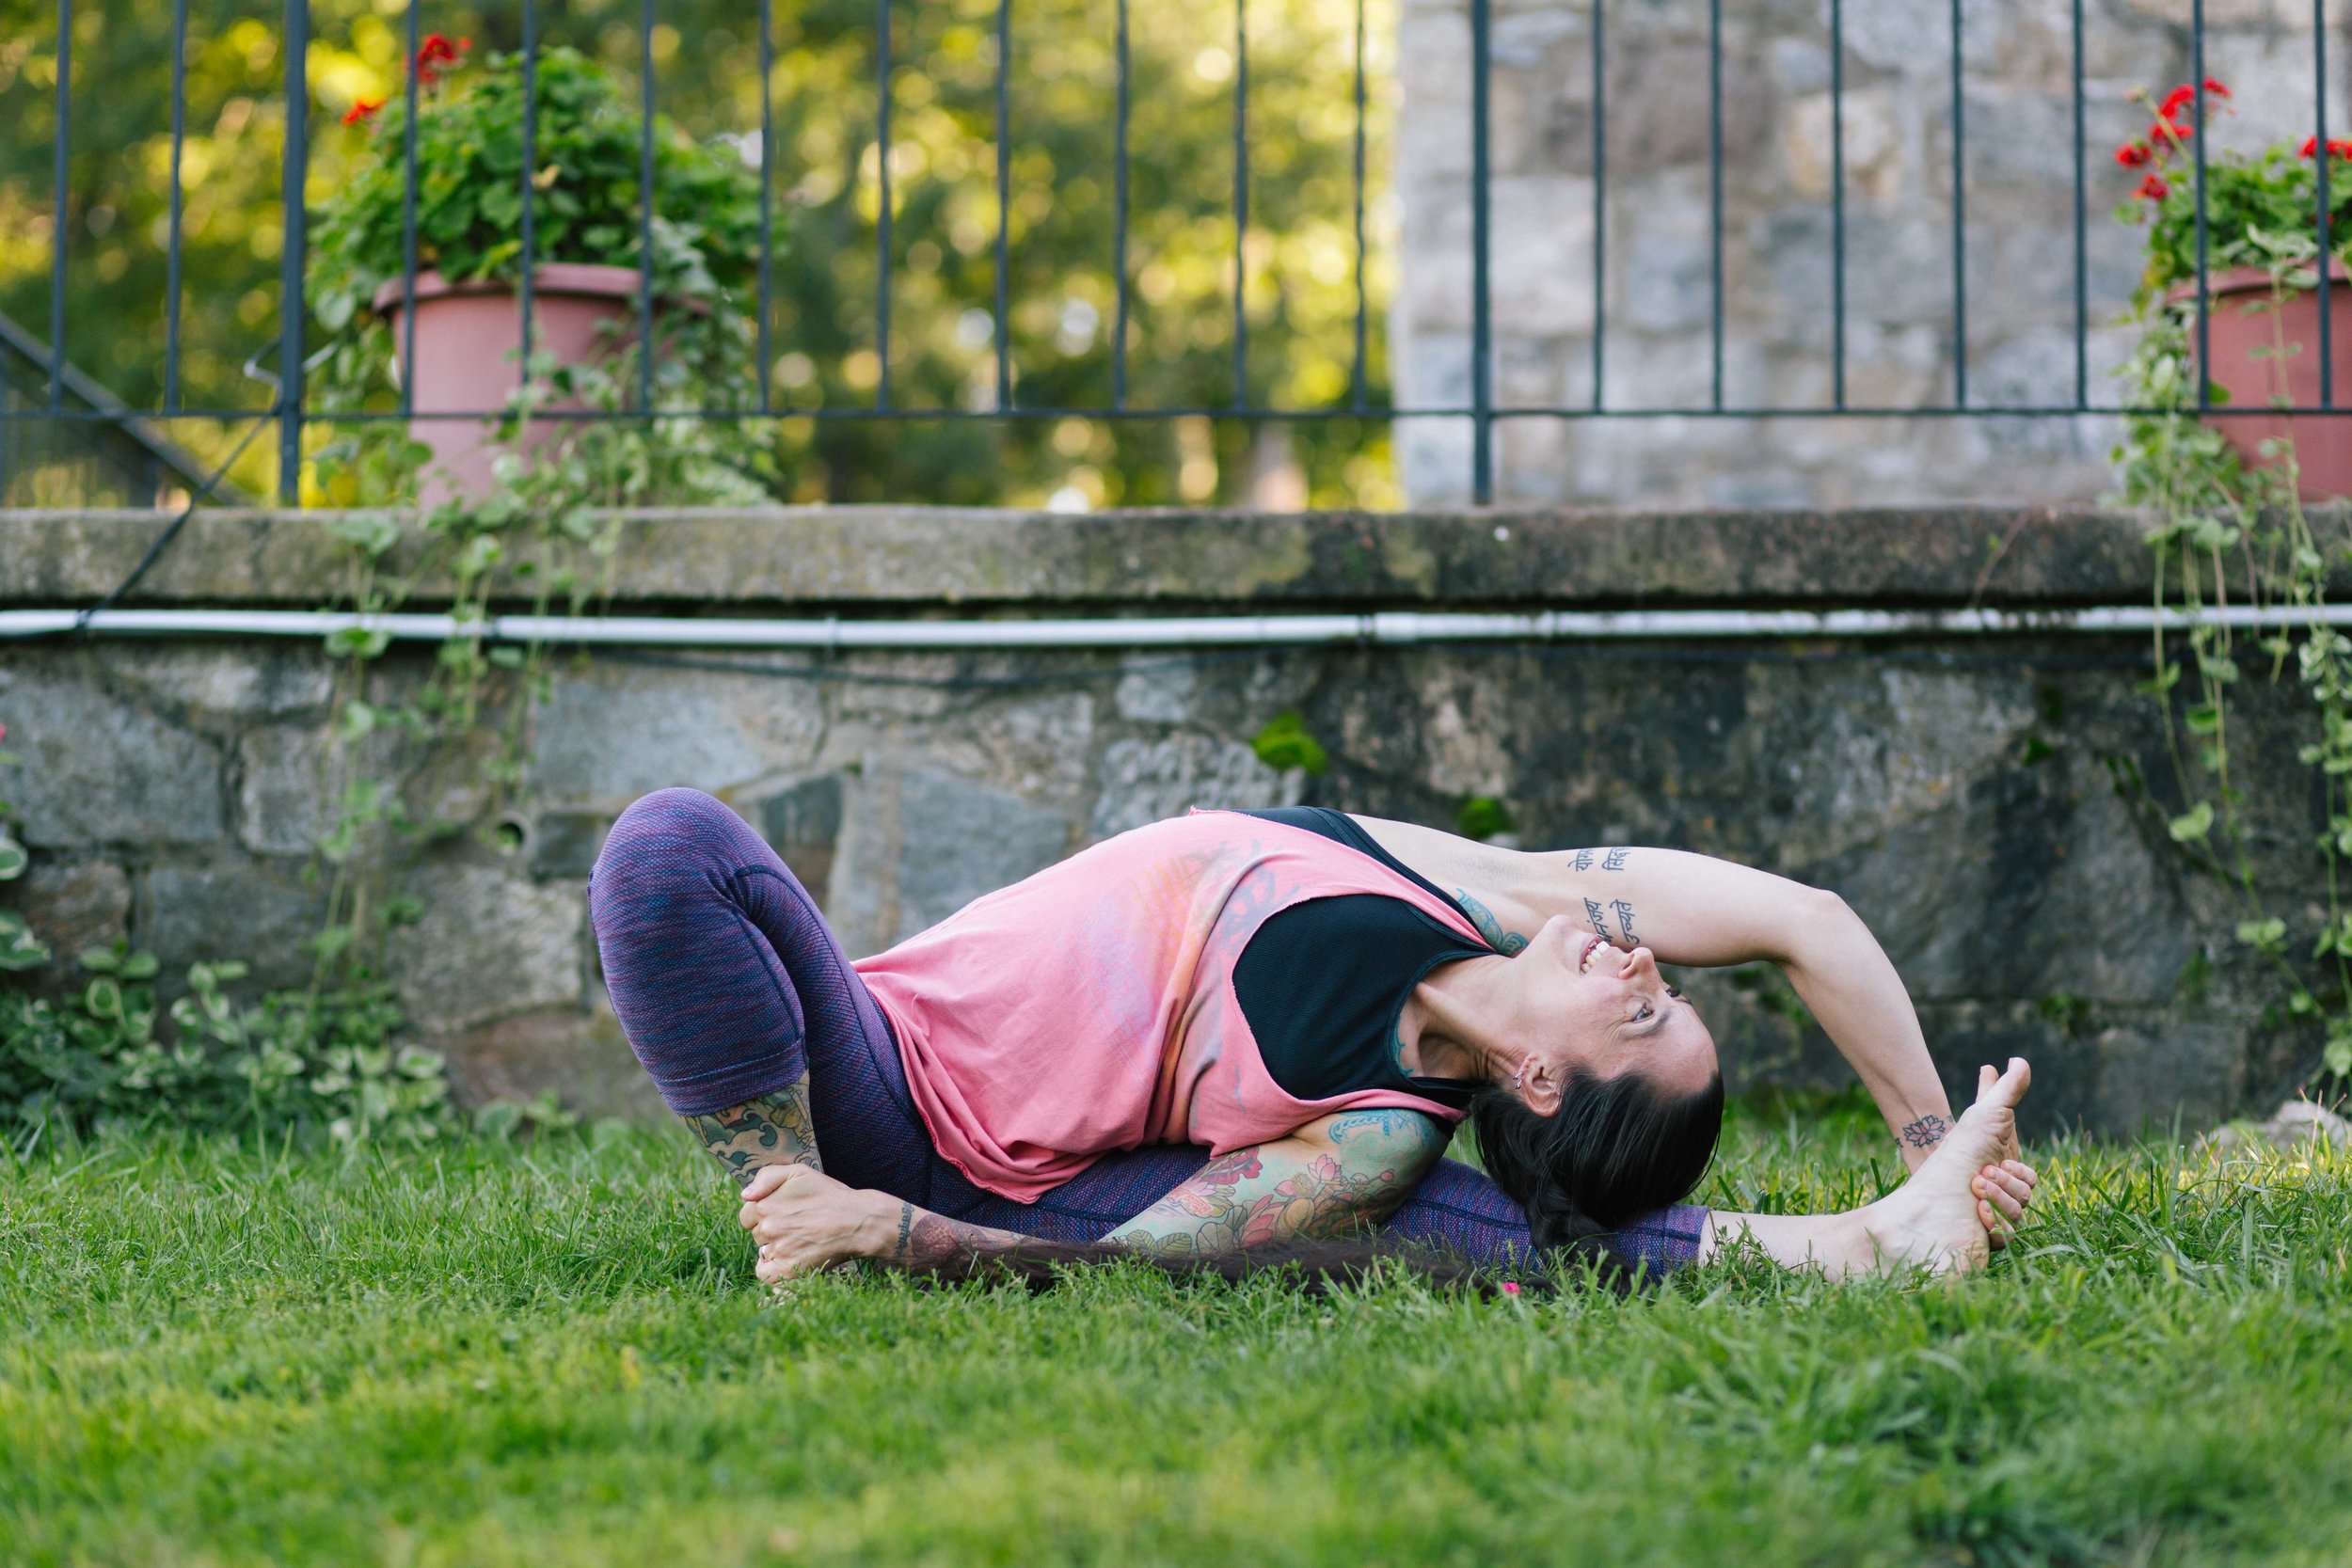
left=1582, top=897, right=1610, bottom=941
left=1611, top=899, right=1637, bottom=942
left=1602, top=847, right=1630, bottom=871
left=1573, top=848, right=1595, bottom=871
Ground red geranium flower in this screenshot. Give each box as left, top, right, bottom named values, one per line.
left=2137, top=172, right=2170, bottom=201
left=2203, top=78, right=2231, bottom=99
left=2116, top=141, right=2152, bottom=167
left=414, top=32, right=470, bottom=87
left=2160, top=84, right=2196, bottom=119
left=2152, top=119, right=2192, bottom=145
left=342, top=96, right=384, bottom=126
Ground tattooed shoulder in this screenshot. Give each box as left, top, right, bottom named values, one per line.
left=1453, top=888, right=1530, bottom=956
left=1328, top=1107, right=1447, bottom=1156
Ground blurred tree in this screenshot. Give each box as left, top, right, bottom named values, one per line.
left=0, top=0, right=1399, bottom=508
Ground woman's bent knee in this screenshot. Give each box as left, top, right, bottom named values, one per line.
left=591, top=788, right=757, bottom=933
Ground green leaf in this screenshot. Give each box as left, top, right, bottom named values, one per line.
left=2235, top=917, right=2288, bottom=954
left=2168, top=801, right=2216, bottom=843
left=0, top=835, right=26, bottom=880
left=1250, top=712, right=1329, bottom=778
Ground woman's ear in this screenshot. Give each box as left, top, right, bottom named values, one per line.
left=1518, top=1056, right=1565, bottom=1117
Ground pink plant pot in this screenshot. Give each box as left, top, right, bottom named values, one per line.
left=2172, top=260, right=2352, bottom=501
left=372, top=263, right=646, bottom=504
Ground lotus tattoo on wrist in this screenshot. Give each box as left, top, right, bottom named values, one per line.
left=1899, top=1114, right=1950, bottom=1149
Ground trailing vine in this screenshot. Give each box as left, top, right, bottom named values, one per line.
left=298, top=39, right=779, bottom=981
left=2112, top=81, right=2352, bottom=1077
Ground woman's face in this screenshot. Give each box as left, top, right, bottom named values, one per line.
left=1497, top=916, right=1718, bottom=1109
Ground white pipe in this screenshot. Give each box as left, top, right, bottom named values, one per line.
left=3, top=602, right=2350, bottom=649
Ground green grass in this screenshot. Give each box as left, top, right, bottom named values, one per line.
left=5, top=1099, right=2350, bottom=1568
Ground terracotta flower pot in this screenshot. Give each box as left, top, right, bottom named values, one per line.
left=2172, top=260, right=2352, bottom=500
left=371, top=262, right=646, bottom=504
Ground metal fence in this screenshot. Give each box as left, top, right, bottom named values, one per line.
left=3, top=0, right=2342, bottom=506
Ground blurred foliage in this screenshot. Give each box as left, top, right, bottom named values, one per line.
left=0, top=946, right=454, bottom=1142
left=0, top=0, right=1401, bottom=508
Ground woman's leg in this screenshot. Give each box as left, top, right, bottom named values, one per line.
left=589, top=787, right=937, bottom=1196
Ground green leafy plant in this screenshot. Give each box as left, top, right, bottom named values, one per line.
left=0, top=719, right=43, bottom=974
left=1251, top=712, right=1331, bottom=777
left=2112, top=78, right=2352, bottom=1078
left=0, top=946, right=453, bottom=1143
left=306, top=39, right=778, bottom=508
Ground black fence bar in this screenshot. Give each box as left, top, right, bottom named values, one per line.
left=2071, top=0, right=2086, bottom=409
left=48, top=0, right=69, bottom=412
left=164, top=0, right=187, bottom=414
left=875, top=0, right=892, bottom=410
left=1708, top=0, right=1723, bottom=411
left=398, top=0, right=420, bottom=419
left=637, top=0, right=656, bottom=411
left=1350, top=0, right=1368, bottom=412
left=1829, top=0, right=1846, bottom=410
left=1112, top=0, right=1130, bottom=409
left=2318, top=0, right=2333, bottom=408
left=1231, top=0, right=1249, bottom=410
left=1470, top=0, right=1492, bottom=502
left=994, top=0, right=1011, bottom=410
left=1590, top=0, right=1605, bottom=412
left=518, top=0, right=538, bottom=395
left=1948, top=0, right=1966, bottom=408
left=2192, top=0, right=2211, bottom=411
left=757, top=0, right=774, bottom=413
left=278, top=0, right=307, bottom=501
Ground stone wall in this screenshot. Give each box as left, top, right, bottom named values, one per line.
left=1393, top=0, right=2352, bottom=506
left=3, top=504, right=2344, bottom=1133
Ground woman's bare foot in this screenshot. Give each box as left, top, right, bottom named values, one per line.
left=1857, top=1058, right=2035, bottom=1275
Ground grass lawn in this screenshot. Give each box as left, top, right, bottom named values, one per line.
left=5, top=1096, right=2350, bottom=1568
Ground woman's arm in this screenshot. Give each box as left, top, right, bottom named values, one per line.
left=1351, top=817, right=1959, bottom=1171
left=739, top=1108, right=1451, bottom=1281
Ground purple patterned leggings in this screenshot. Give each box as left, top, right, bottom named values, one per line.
left=588, top=787, right=1704, bottom=1271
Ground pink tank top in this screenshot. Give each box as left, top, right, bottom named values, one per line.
left=853, top=809, right=1491, bottom=1201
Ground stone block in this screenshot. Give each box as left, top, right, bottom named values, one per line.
left=236, top=724, right=329, bottom=856
left=139, top=859, right=331, bottom=992
left=531, top=658, right=824, bottom=808
left=1116, top=658, right=1199, bottom=724
left=759, top=774, right=844, bottom=901
left=13, top=857, right=130, bottom=977
left=529, top=811, right=612, bottom=880
left=106, top=647, right=333, bottom=728
left=1402, top=178, right=1598, bottom=337
left=829, top=762, right=1075, bottom=955
left=1782, top=87, right=1905, bottom=204
left=436, top=1002, right=666, bottom=1122
left=384, top=863, right=584, bottom=1034
left=1090, top=735, right=1307, bottom=841
left=0, top=667, right=225, bottom=848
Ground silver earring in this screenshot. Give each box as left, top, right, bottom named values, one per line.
left=1511, top=1060, right=1530, bottom=1093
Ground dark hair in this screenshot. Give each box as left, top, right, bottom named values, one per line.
left=1469, top=1066, right=1724, bottom=1283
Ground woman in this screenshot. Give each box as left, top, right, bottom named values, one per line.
left=589, top=790, right=2037, bottom=1286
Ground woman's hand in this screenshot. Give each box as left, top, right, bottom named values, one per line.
left=1972, top=1157, right=2039, bottom=1249
left=736, top=1163, right=894, bottom=1283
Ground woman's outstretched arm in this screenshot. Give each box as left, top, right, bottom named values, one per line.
left=1352, top=817, right=1961, bottom=1172
left=737, top=1108, right=1450, bottom=1282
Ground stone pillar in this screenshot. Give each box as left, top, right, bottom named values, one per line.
left=1393, top=0, right=2352, bottom=506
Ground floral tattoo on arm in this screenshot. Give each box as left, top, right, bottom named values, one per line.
left=1899, top=1113, right=1950, bottom=1150
left=1108, top=1110, right=1449, bottom=1259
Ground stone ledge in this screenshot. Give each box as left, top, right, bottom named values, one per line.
left=7, top=504, right=2349, bottom=611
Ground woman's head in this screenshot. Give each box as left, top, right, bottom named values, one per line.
left=1458, top=917, right=1724, bottom=1264
left=1483, top=917, right=1718, bottom=1114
